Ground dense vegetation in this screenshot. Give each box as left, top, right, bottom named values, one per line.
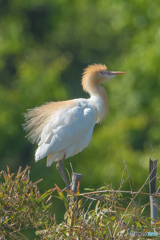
left=1, top=166, right=160, bottom=239
left=0, top=0, right=160, bottom=237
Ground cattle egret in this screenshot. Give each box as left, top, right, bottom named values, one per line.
left=23, top=64, right=125, bottom=190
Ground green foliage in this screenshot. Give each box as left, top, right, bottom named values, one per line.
left=0, top=165, right=160, bottom=239
left=0, top=166, right=55, bottom=239
left=37, top=164, right=160, bottom=239
left=0, top=0, right=160, bottom=236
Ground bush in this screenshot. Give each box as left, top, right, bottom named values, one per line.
left=0, top=164, right=160, bottom=239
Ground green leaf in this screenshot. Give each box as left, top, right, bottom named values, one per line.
left=64, top=211, right=68, bottom=220
left=84, top=188, right=95, bottom=191
left=38, top=189, right=53, bottom=202
left=95, top=200, right=100, bottom=214
left=110, top=215, right=116, bottom=221
left=135, top=221, right=142, bottom=229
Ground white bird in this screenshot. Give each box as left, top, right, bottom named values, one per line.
left=23, top=64, right=125, bottom=189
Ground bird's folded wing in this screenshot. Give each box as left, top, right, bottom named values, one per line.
left=35, top=105, right=96, bottom=162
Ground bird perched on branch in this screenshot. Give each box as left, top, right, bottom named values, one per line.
left=23, top=64, right=125, bottom=190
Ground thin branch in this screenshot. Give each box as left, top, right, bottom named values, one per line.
left=147, top=141, right=155, bottom=160
left=76, top=189, right=160, bottom=198
left=65, top=167, right=71, bottom=184
left=113, top=161, right=160, bottom=237
left=16, top=231, right=30, bottom=240
left=70, top=162, right=74, bottom=173
left=84, top=200, right=94, bottom=220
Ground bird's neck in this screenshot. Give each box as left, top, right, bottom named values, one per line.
left=88, top=85, right=109, bottom=123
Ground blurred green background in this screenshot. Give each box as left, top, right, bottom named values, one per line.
left=0, top=0, right=160, bottom=235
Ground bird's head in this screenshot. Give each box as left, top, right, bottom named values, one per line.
left=82, top=63, right=125, bottom=93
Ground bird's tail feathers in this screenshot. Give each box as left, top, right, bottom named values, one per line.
left=46, top=154, right=57, bottom=167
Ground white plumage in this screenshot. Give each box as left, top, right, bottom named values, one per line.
left=23, top=64, right=125, bottom=189
left=35, top=99, right=96, bottom=166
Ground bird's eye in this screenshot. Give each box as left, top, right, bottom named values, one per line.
left=100, top=71, right=105, bottom=75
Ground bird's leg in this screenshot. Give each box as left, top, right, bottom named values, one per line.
left=56, top=155, right=70, bottom=190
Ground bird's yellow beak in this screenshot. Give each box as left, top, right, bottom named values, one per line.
left=105, top=71, right=125, bottom=76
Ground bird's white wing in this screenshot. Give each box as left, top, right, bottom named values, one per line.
left=35, top=101, right=96, bottom=165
